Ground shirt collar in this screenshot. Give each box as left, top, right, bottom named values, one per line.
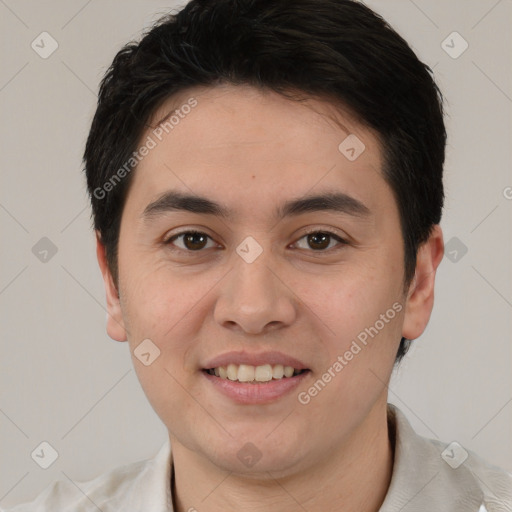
left=117, top=437, right=173, bottom=512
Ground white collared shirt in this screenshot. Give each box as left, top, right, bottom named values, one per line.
left=4, top=404, right=511, bottom=511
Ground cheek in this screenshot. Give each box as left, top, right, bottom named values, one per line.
left=120, top=257, right=202, bottom=338
left=121, top=269, right=206, bottom=427
left=294, top=258, right=404, bottom=399
left=297, top=262, right=399, bottom=340
left=121, top=263, right=225, bottom=379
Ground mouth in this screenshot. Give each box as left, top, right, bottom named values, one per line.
left=203, top=363, right=309, bottom=383
left=201, top=358, right=311, bottom=404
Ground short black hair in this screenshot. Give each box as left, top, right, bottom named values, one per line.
left=83, top=0, right=446, bottom=365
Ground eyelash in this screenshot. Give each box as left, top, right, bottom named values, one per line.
left=163, top=229, right=348, bottom=254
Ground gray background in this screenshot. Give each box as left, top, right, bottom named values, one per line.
left=1, top=0, right=511, bottom=507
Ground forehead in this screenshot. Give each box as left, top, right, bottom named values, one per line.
left=126, top=84, right=390, bottom=222
left=147, top=84, right=380, bottom=160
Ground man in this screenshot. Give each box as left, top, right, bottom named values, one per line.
left=6, top=0, right=511, bottom=510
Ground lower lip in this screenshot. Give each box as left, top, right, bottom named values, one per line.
left=202, top=370, right=310, bottom=404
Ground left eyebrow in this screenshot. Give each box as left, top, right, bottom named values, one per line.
left=141, top=189, right=371, bottom=223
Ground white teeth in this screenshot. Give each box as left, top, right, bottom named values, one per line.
left=284, top=366, right=294, bottom=378
left=227, top=364, right=238, bottom=381
left=272, top=364, right=284, bottom=379
left=255, top=364, right=273, bottom=382
left=238, top=364, right=255, bottom=382
left=208, top=363, right=303, bottom=382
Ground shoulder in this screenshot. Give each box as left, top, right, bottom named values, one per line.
left=386, top=404, right=512, bottom=511
left=432, top=437, right=512, bottom=511
left=2, top=441, right=172, bottom=512
left=3, top=460, right=147, bottom=512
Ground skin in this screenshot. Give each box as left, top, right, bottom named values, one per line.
left=96, top=84, right=444, bottom=512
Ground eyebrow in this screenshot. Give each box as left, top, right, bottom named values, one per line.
left=141, top=190, right=371, bottom=222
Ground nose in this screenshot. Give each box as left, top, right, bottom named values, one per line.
left=213, top=245, right=297, bottom=335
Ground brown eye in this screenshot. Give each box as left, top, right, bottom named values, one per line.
left=307, top=232, right=330, bottom=250
left=294, top=231, right=347, bottom=251
left=165, top=231, right=215, bottom=251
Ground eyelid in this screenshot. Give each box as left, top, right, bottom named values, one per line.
left=295, top=226, right=349, bottom=242
left=163, top=229, right=219, bottom=247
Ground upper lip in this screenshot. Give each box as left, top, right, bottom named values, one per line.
left=202, top=351, right=309, bottom=370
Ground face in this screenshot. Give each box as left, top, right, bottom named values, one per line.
left=97, top=84, right=442, bottom=477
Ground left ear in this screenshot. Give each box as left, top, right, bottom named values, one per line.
left=402, top=224, right=444, bottom=340
left=96, top=231, right=128, bottom=342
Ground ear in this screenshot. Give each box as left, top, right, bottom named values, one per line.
left=95, top=231, right=128, bottom=342
left=402, top=224, right=444, bottom=340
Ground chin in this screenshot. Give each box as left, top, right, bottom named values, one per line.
left=199, top=430, right=309, bottom=477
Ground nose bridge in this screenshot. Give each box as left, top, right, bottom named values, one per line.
left=214, top=235, right=296, bottom=333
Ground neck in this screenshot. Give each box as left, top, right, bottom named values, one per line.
left=170, top=398, right=394, bottom=512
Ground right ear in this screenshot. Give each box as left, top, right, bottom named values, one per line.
left=95, top=231, right=128, bottom=342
